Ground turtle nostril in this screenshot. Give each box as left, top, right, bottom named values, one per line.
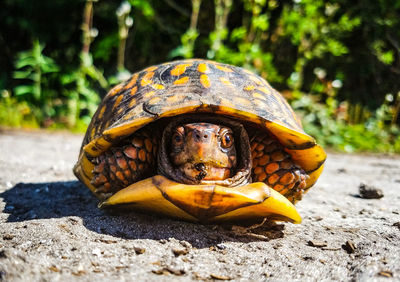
left=194, top=163, right=206, bottom=172
left=203, top=134, right=208, bottom=139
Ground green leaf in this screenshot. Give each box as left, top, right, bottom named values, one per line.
left=14, top=85, right=35, bottom=96
left=13, top=70, right=33, bottom=80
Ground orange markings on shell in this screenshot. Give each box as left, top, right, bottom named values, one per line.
left=98, top=105, right=106, bottom=119
left=170, top=64, right=192, bottom=76
left=128, top=98, right=136, bottom=108
left=90, top=127, right=96, bottom=139
left=219, top=99, right=235, bottom=108
left=148, top=97, right=161, bottom=105
left=219, top=77, right=233, bottom=86
left=125, top=73, right=139, bottom=89
left=112, top=95, right=124, bottom=110
left=258, top=87, right=270, bottom=94
left=233, top=97, right=252, bottom=108
left=130, top=86, right=138, bottom=95
left=215, top=65, right=233, bottom=72
left=152, top=84, right=165, bottom=90
left=249, top=75, right=263, bottom=85
left=200, top=74, right=211, bottom=88
left=197, top=63, right=209, bottom=73
left=108, top=84, right=123, bottom=97
left=143, top=91, right=156, bottom=98
left=144, top=66, right=158, bottom=72
left=141, top=72, right=154, bottom=86
left=253, top=92, right=266, bottom=100
left=173, top=76, right=190, bottom=85
left=167, top=95, right=181, bottom=103
left=244, top=85, right=255, bottom=91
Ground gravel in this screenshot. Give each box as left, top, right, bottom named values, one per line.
left=0, top=130, right=399, bottom=281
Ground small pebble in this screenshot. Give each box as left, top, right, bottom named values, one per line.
left=342, top=240, right=356, bottom=254
left=216, top=243, right=226, bottom=250
left=134, top=247, right=146, bottom=254
left=3, top=234, right=14, bottom=240
left=165, top=267, right=185, bottom=276
left=359, top=183, right=384, bottom=199
left=172, top=248, right=189, bottom=256
left=210, top=273, right=231, bottom=280
left=307, top=240, right=327, bottom=248
left=378, top=270, right=393, bottom=278
left=392, top=222, right=400, bottom=230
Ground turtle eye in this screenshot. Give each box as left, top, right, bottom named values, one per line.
left=220, top=131, right=234, bottom=149
left=172, top=127, right=185, bottom=146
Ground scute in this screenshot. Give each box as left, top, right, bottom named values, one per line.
left=74, top=59, right=326, bottom=194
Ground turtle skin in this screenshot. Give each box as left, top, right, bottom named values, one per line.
left=74, top=59, right=326, bottom=205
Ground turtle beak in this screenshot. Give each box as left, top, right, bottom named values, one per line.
left=99, top=175, right=301, bottom=224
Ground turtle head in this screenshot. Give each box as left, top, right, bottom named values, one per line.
left=169, top=123, right=237, bottom=182
left=158, top=115, right=252, bottom=187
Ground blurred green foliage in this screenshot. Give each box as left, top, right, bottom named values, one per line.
left=0, top=0, right=399, bottom=153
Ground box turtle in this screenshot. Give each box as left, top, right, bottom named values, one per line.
left=74, top=59, right=326, bottom=224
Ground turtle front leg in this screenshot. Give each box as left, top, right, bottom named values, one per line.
left=91, top=129, right=158, bottom=194
left=250, top=132, right=308, bottom=203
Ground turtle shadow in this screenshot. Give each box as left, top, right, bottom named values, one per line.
left=1, top=181, right=285, bottom=248
left=0, top=181, right=101, bottom=221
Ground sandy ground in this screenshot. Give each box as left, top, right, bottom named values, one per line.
left=0, top=130, right=399, bottom=281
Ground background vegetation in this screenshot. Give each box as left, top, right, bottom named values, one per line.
left=0, top=0, right=399, bottom=153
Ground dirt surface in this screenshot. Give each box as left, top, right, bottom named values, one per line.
left=0, top=130, right=399, bottom=281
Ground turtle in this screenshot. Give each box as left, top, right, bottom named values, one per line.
left=73, top=59, right=326, bottom=224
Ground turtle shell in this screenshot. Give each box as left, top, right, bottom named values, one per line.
left=74, top=59, right=326, bottom=197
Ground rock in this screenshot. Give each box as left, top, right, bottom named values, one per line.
left=378, top=270, right=393, bottom=277
left=172, top=248, right=189, bottom=256
left=342, top=240, right=356, bottom=254
left=210, top=273, right=231, bottom=280
left=134, top=247, right=146, bottom=254
left=358, top=183, right=384, bottom=199
left=393, top=222, right=400, bottom=230
left=307, top=240, right=328, bottom=248
left=216, top=243, right=226, bottom=250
